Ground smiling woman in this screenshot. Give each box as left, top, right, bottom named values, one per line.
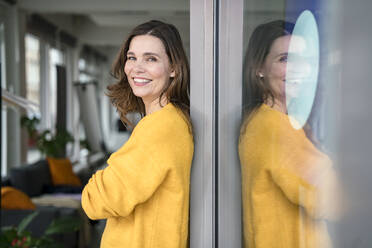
left=107, top=20, right=190, bottom=128
left=124, top=35, right=175, bottom=113
left=81, top=20, right=193, bottom=248
left=239, top=20, right=341, bottom=248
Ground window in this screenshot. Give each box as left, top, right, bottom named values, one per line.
left=25, top=34, right=41, bottom=108
left=1, top=22, right=7, bottom=176
left=25, top=34, right=41, bottom=163
left=24, top=35, right=66, bottom=162
left=48, top=47, right=64, bottom=131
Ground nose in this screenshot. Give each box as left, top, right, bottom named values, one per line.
left=287, top=57, right=311, bottom=77
left=133, top=60, right=145, bottom=73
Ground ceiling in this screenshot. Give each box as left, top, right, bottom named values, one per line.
left=17, top=0, right=190, bottom=56
left=16, top=0, right=289, bottom=61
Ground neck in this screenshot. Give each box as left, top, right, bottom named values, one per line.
left=265, top=97, right=287, bottom=114
left=143, top=96, right=169, bottom=115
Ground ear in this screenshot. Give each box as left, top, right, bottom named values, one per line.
left=256, top=69, right=264, bottom=78
left=170, top=69, right=175, bottom=78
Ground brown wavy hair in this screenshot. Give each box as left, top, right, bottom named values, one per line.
left=107, top=20, right=190, bottom=128
left=243, top=20, right=295, bottom=119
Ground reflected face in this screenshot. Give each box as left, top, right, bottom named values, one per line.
left=124, top=35, right=175, bottom=104
left=285, top=35, right=309, bottom=100
left=259, top=35, right=291, bottom=102
left=260, top=35, right=308, bottom=103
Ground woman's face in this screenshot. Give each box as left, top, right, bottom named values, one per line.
left=124, top=35, right=175, bottom=104
left=259, top=35, right=308, bottom=104
left=259, top=35, right=291, bottom=104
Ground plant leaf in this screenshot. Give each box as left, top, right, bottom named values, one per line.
left=17, top=211, right=39, bottom=235
left=1, top=226, right=15, bottom=232
left=0, top=227, right=17, bottom=243
left=44, top=217, right=81, bottom=236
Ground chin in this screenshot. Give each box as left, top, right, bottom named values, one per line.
left=131, top=88, right=148, bottom=98
left=132, top=91, right=161, bottom=104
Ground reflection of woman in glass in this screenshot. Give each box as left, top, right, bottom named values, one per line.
left=239, top=20, right=340, bottom=248
left=82, top=20, right=193, bottom=247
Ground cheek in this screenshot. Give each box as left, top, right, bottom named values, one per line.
left=267, top=64, right=286, bottom=94
left=149, top=64, right=169, bottom=79
left=124, top=62, right=131, bottom=77
left=270, top=64, right=287, bottom=79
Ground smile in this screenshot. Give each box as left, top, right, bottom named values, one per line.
left=133, top=77, right=152, bottom=85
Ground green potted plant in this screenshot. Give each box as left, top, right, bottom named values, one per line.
left=36, top=129, right=74, bottom=158
left=20, top=116, right=40, bottom=147
left=0, top=211, right=81, bottom=248
left=20, top=116, right=74, bottom=158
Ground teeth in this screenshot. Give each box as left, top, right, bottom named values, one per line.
left=133, top=78, right=151, bottom=83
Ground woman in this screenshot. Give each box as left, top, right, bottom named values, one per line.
left=239, top=20, right=340, bottom=248
left=82, top=20, right=193, bottom=248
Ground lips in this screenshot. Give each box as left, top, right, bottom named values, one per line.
left=132, top=77, right=152, bottom=86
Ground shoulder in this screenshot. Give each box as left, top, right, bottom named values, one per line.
left=132, top=103, right=192, bottom=144
left=255, top=104, right=287, bottom=128
left=241, top=104, right=282, bottom=138
left=240, top=104, right=307, bottom=151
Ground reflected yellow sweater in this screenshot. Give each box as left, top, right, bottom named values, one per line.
left=239, top=104, right=339, bottom=248
left=82, top=103, right=193, bottom=248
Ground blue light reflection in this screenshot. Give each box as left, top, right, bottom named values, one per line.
left=286, top=10, right=319, bottom=129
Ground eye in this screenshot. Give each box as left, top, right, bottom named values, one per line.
left=279, top=55, right=288, bottom=62
left=127, top=56, right=136, bottom=61
left=147, top=56, right=157, bottom=62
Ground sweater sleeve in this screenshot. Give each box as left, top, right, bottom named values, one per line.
left=81, top=119, right=173, bottom=220
left=269, top=125, right=341, bottom=221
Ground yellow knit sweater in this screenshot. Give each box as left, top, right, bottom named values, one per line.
left=82, top=103, right=193, bottom=248
left=239, top=104, right=339, bottom=248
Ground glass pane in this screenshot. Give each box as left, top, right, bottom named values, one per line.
left=1, top=107, right=6, bottom=177
left=240, top=1, right=342, bottom=247
left=325, top=1, right=372, bottom=247
left=25, top=34, right=42, bottom=163
left=49, top=47, right=64, bottom=131
left=0, top=23, right=5, bottom=89
left=0, top=22, right=6, bottom=176
left=25, top=34, right=40, bottom=107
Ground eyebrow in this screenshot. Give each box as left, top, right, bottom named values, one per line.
left=126, top=51, right=160, bottom=57
left=275, top=52, right=288, bottom=58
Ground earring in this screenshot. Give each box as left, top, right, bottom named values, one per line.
left=258, top=73, right=264, bottom=78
